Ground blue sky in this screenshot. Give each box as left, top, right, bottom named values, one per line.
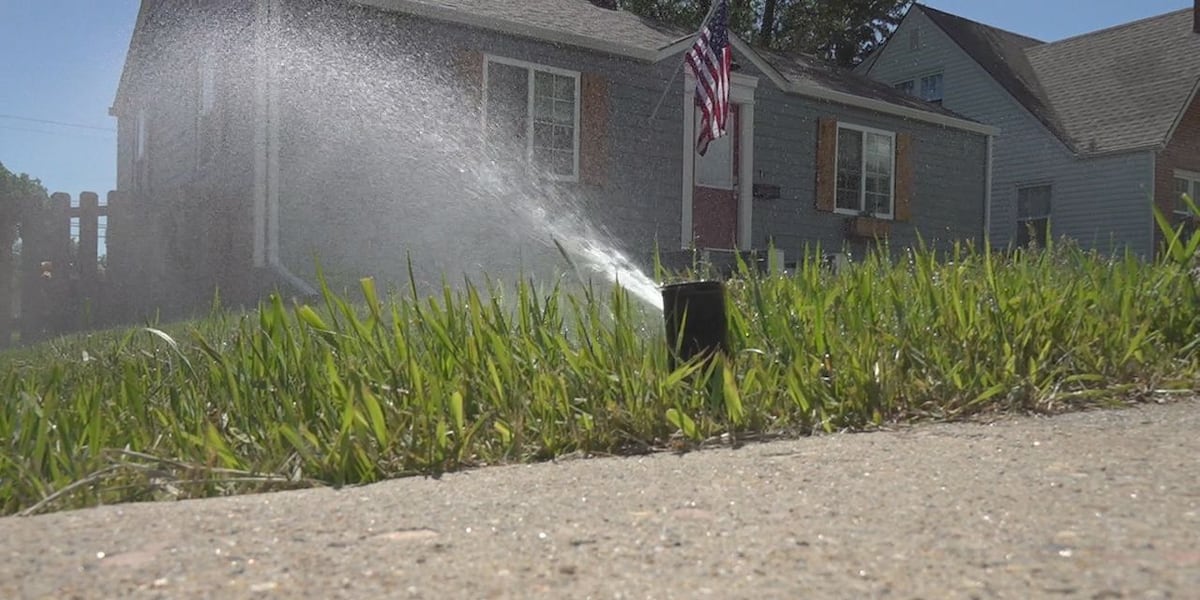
left=0, top=0, right=1193, bottom=196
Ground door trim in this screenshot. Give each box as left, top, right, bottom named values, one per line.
left=681, top=71, right=757, bottom=250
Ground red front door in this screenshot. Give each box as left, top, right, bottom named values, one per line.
left=692, top=104, right=739, bottom=249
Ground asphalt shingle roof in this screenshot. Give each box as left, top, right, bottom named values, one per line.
left=757, top=48, right=974, bottom=120
left=917, top=4, right=1200, bottom=155
left=384, top=0, right=692, bottom=55
left=1025, top=9, right=1200, bottom=154
left=378, top=0, right=968, bottom=123
left=916, top=6, right=1066, bottom=146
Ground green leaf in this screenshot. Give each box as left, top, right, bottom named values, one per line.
left=721, top=361, right=745, bottom=425
left=666, top=407, right=698, bottom=440
left=449, top=391, right=465, bottom=433
left=295, top=305, right=329, bottom=331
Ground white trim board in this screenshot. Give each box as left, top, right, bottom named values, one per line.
left=482, top=54, right=583, bottom=183
left=681, top=71, right=757, bottom=251
left=354, top=0, right=996, bottom=136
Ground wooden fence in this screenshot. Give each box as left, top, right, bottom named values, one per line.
left=1, top=191, right=128, bottom=347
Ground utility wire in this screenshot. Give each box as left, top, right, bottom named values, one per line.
left=0, top=113, right=116, bottom=132
left=0, top=124, right=114, bottom=140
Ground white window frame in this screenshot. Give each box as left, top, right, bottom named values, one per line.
left=1015, top=183, right=1052, bottom=246
left=919, top=72, right=944, bottom=104
left=834, top=122, right=897, bottom=220
left=482, top=55, right=581, bottom=183
left=894, top=80, right=915, bottom=95
left=1173, top=169, right=1200, bottom=216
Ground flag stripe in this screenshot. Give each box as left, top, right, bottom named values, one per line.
left=685, top=0, right=731, bottom=156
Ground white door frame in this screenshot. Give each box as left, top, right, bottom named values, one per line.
left=681, top=70, right=758, bottom=250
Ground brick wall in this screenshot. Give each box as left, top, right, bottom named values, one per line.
left=1155, top=89, right=1200, bottom=235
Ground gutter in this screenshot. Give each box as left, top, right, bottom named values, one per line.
left=984, top=133, right=994, bottom=245
left=357, top=0, right=997, bottom=137
left=786, top=82, right=998, bottom=136
left=1149, top=150, right=1157, bottom=258
left=357, top=0, right=662, bottom=61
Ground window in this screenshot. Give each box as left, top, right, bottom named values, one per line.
left=919, top=73, right=943, bottom=104
left=835, top=123, right=895, bottom=219
left=908, top=28, right=921, bottom=50
left=484, top=56, right=580, bottom=180
left=1174, top=170, right=1200, bottom=215
left=894, top=80, right=915, bottom=95
left=1016, top=184, right=1051, bottom=247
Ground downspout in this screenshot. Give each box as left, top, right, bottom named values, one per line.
left=984, top=133, right=994, bottom=248
left=1149, top=149, right=1157, bottom=258
left=256, top=0, right=317, bottom=297
left=253, top=0, right=268, bottom=268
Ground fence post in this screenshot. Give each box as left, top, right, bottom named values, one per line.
left=79, top=192, right=99, bottom=282
left=105, top=190, right=126, bottom=322
left=79, top=192, right=101, bottom=328
left=48, top=192, right=74, bottom=334
left=0, top=232, right=11, bottom=348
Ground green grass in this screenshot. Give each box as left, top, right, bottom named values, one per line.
left=3, top=214, right=1200, bottom=517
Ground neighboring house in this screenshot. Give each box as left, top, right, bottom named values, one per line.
left=111, top=0, right=994, bottom=305
left=859, top=2, right=1200, bottom=256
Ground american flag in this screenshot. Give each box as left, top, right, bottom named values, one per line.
left=685, top=0, right=732, bottom=156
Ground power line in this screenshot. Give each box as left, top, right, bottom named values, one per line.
left=0, top=113, right=116, bottom=132
left=0, top=124, right=115, bottom=140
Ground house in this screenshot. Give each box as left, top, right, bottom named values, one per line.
left=858, top=2, right=1200, bottom=256
left=110, top=0, right=994, bottom=307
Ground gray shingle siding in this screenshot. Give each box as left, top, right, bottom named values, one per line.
left=864, top=9, right=1155, bottom=256
left=273, top=1, right=688, bottom=289
left=270, top=2, right=989, bottom=288
left=117, top=0, right=989, bottom=295
left=742, top=58, right=986, bottom=259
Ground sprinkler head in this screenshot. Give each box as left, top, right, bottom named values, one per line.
left=660, top=281, right=729, bottom=369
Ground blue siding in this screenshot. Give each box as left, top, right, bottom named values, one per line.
left=264, top=1, right=989, bottom=290
left=744, top=59, right=987, bottom=258
left=861, top=9, right=1155, bottom=256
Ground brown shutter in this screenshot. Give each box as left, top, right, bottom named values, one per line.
left=454, top=49, right=485, bottom=111
left=580, top=72, right=609, bottom=186
left=815, top=117, right=837, bottom=212
left=894, top=132, right=914, bottom=221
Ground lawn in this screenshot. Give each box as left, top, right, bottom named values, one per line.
left=2, top=231, right=1199, bottom=517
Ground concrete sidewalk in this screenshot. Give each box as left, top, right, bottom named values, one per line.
left=3, top=399, right=1198, bottom=599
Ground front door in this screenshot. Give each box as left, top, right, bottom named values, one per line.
left=692, top=104, right=739, bottom=249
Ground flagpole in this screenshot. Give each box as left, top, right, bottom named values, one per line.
left=646, top=1, right=721, bottom=123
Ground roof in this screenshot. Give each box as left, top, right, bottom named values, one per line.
left=113, top=0, right=993, bottom=134
left=756, top=47, right=978, bottom=122
left=361, top=0, right=693, bottom=62
left=364, top=0, right=691, bottom=58
left=912, top=4, right=1200, bottom=155
left=914, top=6, right=1067, bottom=147
left=1025, top=8, right=1200, bottom=154
left=355, top=0, right=995, bottom=133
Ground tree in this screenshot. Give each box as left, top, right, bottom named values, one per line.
left=0, top=162, right=49, bottom=344
left=620, top=0, right=912, bottom=67
left=772, top=0, right=911, bottom=67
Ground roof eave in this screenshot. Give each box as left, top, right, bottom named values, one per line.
left=111, top=0, right=158, bottom=115
left=795, top=84, right=998, bottom=135
left=357, top=0, right=662, bottom=62
left=1162, top=76, right=1200, bottom=150
left=724, top=38, right=996, bottom=135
